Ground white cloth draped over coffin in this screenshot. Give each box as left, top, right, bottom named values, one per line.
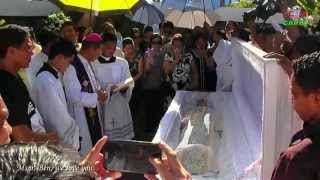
left=154, top=38, right=302, bottom=180
left=92, top=56, right=134, bottom=140
left=31, top=67, right=79, bottom=150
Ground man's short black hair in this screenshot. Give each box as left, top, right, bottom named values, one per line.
left=237, top=29, right=250, bottom=41
left=101, top=32, right=117, bottom=43
left=130, top=28, right=141, bottom=39
left=48, top=39, right=76, bottom=60
left=293, top=35, right=320, bottom=56
left=256, top=24, right=277, bottom=35
left=122, top=37, right=134, bottom=48
left=163, top=21, right=174, bottom=30
left=293, top=51, right=320, bottom=94
left=143, top=26, right=153, bottom=34
left=102, top=21, right=116, bottom=34
left=191, top=32, right=207, bottom=48
left=0, top=24, right=29, bottom=59
left=37, top=29, right=59, bottom=47
left=215, top=29, right=227, bottom=40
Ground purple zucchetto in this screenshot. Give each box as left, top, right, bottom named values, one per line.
left=83, top=33, right=103, bottom=43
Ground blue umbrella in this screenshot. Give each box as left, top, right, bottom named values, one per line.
left=131, top=2, right=164, bottom=26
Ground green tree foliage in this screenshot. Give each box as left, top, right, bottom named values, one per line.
left=43, top=11, right=71, bottom=34
left=230, top=0, right=256, bottom=8
left=0, top=18, right=6, bottom=26
left=297, top=0, right=320, bottom=27
left=287, top=0, right=298, bottom=7
left=297, top=0, right=320, bottom=14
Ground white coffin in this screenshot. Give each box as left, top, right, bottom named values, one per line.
left=153, top=38, right=302, bottom=179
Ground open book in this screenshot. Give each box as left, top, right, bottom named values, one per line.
left=112, top=77, right=134, bottom=93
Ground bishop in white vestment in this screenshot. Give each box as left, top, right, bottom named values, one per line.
left=32, top=63, right=79, bottom=150
left=63, top=54, right=104, bottom=156
left=92, top=56, right=134, bottom=140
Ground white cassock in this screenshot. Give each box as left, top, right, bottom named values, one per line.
left=31, top=63, right=79, bottom=150
left=213, top=39, right=233, bottom=91
left=92, top=56, right=134, bottom=140
left=63, top=55, right=103, bottom=156
left=26, top=52, right=48, bottom=88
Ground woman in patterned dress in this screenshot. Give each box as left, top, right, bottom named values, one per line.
left=163, top=34, right=199, bottom=108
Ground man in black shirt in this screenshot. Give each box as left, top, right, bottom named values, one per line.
left=0, top=24, right=58, bottom=144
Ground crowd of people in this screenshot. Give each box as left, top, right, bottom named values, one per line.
left=0, top=9, right=320, bottom=179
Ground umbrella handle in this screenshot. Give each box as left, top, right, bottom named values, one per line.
left=89, top=0, right=93, bottom=26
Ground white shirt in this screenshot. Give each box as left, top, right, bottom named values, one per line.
left=63, top=55, right=98, bottom=108
left=92, top=56, right=134, bottom=140
left=213, top=39, right=233, bottom=91
left=213, top=39, right=232, bottom=66
left=63, top=54, right=102, bottom=156
left=31, top=65, right=79, bottom=150
left=27, top=52, right=48, bottom=88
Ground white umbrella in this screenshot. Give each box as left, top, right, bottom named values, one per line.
left=166, top=9, right=219, bottom=29
left=0, top=0, right=59, bottom=16
left=131, top=3, right=164, bottom=26
left=213, top=7, right=284, bottom=24
left=161, top=0, right=233, bottom=11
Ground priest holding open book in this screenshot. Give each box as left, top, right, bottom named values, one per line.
left=92, top=32, right=134, bottom=140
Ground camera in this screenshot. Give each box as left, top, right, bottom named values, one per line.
left=243, top=0, right=281, bottom=23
